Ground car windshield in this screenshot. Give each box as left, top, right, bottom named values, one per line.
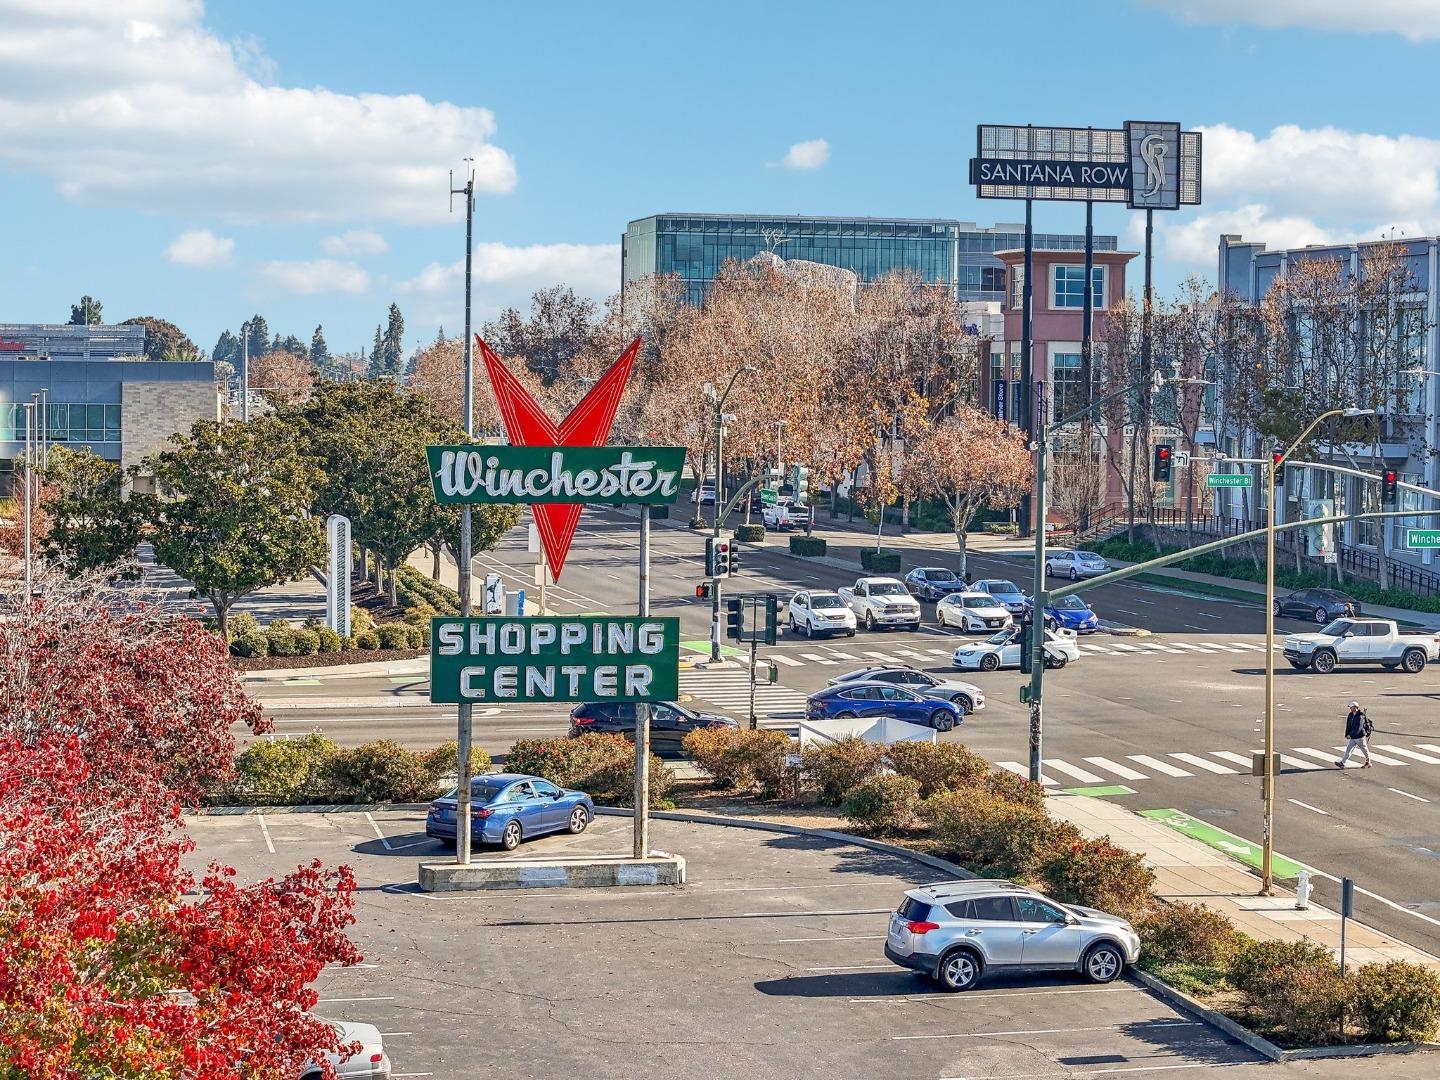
left=1055, top=595, right=1088, bottom=610
left=925, top=569, right=958, bottom=581
left=987, top=630, right=1014, bottom=645
left=442, top=781, right=507, bottom=802
left=1320, top=619, right=1354, bottom=636
left=870, top=583, right=907, bottom=596
left=963, top=596, right=997, bottom=608
left=1077, top=551, right=1101, bottom=560
left=810, top=593, right=844, bottom=608
left=989, top=581, right=1020, bottom=594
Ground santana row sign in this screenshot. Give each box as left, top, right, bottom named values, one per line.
left=427, top=445, right=684, bottom=505
left=429, top=616, right=680, bottom=704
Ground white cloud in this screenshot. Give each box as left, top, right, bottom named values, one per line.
left=1159, top=205, right=1340, bottom=268
left=260, top=258, right=370, bottom=296
left=1147, top=0, right=1440, bottom=41
left=779, top=138, right=830, bottom=171
left=0, top=1, right=516, bottom=223
left=398, top=241, right=619, bottom=325
left=163, top=228, right=233, bottom=268
left=321, top=229, right=388, bottom=257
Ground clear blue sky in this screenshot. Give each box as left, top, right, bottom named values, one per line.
left=3, top=0, right=1439, bottom=357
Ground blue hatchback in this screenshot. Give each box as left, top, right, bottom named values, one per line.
left=806, top=681, right=964, bottom=731
left=426, top=773, right=595, bottom=851
left=1044, top=593, right=1101, bottom=634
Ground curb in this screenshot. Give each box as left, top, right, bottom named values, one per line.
left=192, top=803, right=432, bottom=815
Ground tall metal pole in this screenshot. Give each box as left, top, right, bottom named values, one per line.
left=38, top=388, right=48, bottom=469
left=1262, top=450, right=1277, bottom=894
left=1081, top=199, right=1095, bottom=531
left=1028, top=411, right=1048, bottom=782
left=21, top=402, right=33, bottom=602
left=453, top=164, right=477, bottom=866
left=241, top=327, right=250, bottom=423
left=710, top=401, right=724, bottom=661
left=1141, top=209, right=1154, bottom=509
left=634, top=511, right=651, bottom=858
left=1019, top=198, right=1035, bottom=537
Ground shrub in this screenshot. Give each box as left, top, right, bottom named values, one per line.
left=789, top=535, right=827, bottom=557
left=230, top=626, right=269, bottom=658
left=339, top=635, right=356, bottom=651
left=842, top=774, right=921, bottom=835
left=1228, top=938, right=1336, bottom=1000
left=353, top=630, right=380, bottom=650
left=349, top=604, right=375, bottom=634
left=228, top=611, right=262, bottom=641
left=1227, top=938, right=1350, bottom=1042
left=228, top=733, right=338, bottom=804
left=290, top=628, right=320, bottom=656
left=1135, top=902, right=1243, bottom=968
left=984, top=769, right=1047, bottom=809
left=327, top=740, right=440, bottom=803
left=313, top=626, right=342, bottom=653
left=803, top=737, right=888, bottom=805
left=734, top=523, right=765, bottom=542
left=266, top=619, right=300, bottom=657
left=506, top=734, right=673, bottom=807
left=420, top=740, right=492, bottom=781
left=1349, top=960, right=1440, bottom=1043
left=886, top=741, right=989, bottom=798
left=922, top=787, right=1078, bottom=879
left=860, top=548, right=901, bottom=573
left=681, top=727, right=791, bottom=795
left=375, top=623, right=411, bottom=650
left=406, top=623, right=428, bottom=648
left=402, top=602, right=436, bottom=626
left=984, top=522, right=1020, bottom=535
left=1043, top=837, right=1156, bottom=920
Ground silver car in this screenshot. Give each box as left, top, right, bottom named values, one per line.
left=1045, top=549, right=1111, bottom=580
left=884, top=879, right=1140, bottom=991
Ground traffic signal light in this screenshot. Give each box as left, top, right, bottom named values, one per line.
left=763, top=595, right=779, bottom=646
left=705, top=537, right=732, bottom=576
left=1271, top=451, right=1285, bottom=488
left=727, top=541, right=740, bottom=576
left=1019, top=621, right=1033, bottom=675
left=695, top=582, right=711, bottom=600
left=793, top=466, right=810, bottom=503
left=1152, top=444, right=1172, bottom=483
left=1382, top=469, right=1399, bottom=508
left=725, top=598, right=744, bottom=641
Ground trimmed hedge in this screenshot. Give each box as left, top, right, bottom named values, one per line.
left=734, top=523, right=766, bottom=542
left=395, top=564, right=461, bottom=616
left=789, top=535, right=827, bottom=556
left=1136, top=902, right=1244, bottom=968
left=219, top=735, right=480, bottom=805
left=860, top=548, right=902, bottom=573
left=505, top=733, right=673, bottom=807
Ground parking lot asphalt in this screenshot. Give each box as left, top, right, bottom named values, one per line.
left=184, top=809, right=1435, bottom=1079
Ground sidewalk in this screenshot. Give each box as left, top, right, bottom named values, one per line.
left=1048, top=792, right=1438, bottom=968
left=243, top=656, right=428, bottom=684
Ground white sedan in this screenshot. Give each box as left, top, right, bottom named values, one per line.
left=787, top=590, right=858, bottom=638
left=936, top=592, right=1014, bottom=633
left=952, top=625, right=1080, bottom=671
left=303, top=1020, right=391, bottom=1079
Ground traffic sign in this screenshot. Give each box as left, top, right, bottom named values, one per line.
left=1406, top=529, right=1440, bottom=549
left=1206, top=473, right=1252, bottom=489
left=760, top=487, right=779, bottom=506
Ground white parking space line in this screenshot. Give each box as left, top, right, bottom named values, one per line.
left=1389, top=787, right=1431, bottom=803
left=1330, top=745, right=1409, bottom=766
left=316, top=996, right=396, bottom=1003
left=999, top=761, right=1058, bottom=786
left=849, top=986, right=1139, bottom=1004
left=897, top=1020, right=1199, bottom=1041
left=800, top=653, right=836, bottom=664
left=770, top=654, right=803, bottom=667
left=1043, top=759, right=1106, bottom=784
left=256, top=815, right=275, bottom=854
left=1288, top=799, right=1330, bottom=816
left=1170, top=753, right=1237, bottom=775
left=1379, top=745, right=1440, bottom=765
left=941, top=1064, right=1253, bottom=1080
left=777, top=935, right=885, bottom=943
left=364, top=812, right=394, bottom=851
left=1199, top=612, right=1225, bottom=619
left=1211, top=751, right=1254, bottom=768
left=1128, top=755, right=1192, bottom=777
left=806, top=962, right=894, bottom=971
left=1083, top=757, right=1150, bottom=781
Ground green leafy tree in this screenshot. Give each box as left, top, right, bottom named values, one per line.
left=39, top=447, right=147, bottom=577
left=69, top=296, right=103, bottom=325
left=121, top=316, right=199, bottom=362
left=147, top=418, right=324, bottom=637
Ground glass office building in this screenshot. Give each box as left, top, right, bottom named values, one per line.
left=622, top=213, right=1116, bottom=305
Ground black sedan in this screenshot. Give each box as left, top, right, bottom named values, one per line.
left=1273, top=588, right=1360, bottom=624
left=569, top=701, right=737, bottom=751
left=904, top=567, right=970, bottom=602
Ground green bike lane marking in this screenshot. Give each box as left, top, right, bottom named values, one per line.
left=1064, top=785, right=1136, bottom=798
left=1140, top=808, right=1312, bottom=880
left=681, top=639, right=746, bottom=657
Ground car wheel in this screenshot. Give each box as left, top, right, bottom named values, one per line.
left=908, top=622, right=921, bottom=632
left=931, top=710, right=955, bottom=732
left=864, top=611, right=876, bottom=631
left=938, top=948, right=983, bottom=992
left=834, top=711, right=856, bottom=720
left=936, top=609, right=948, bottom=628
left=1273, top=600, right=1283, bottom=617
left=1044, top=561, right=1053, bottom=576
left=979, top=653, right=1000, bottom=672
left=1083, top=943, right=1124, bottom=984
left=567, top=806, right=590, bottom=834
left=1314, top=607, right=1329, bottom=625
left=1401, top=648, right=1427, bottom=674
left=846, top=629, right=856, bottom=637
left=500, top=820, right=523, bottom=851
left=1069, top=567, right=1078, bottom=581
left=1312, top=649, right=1337, bottom=674
left=789, top=616, right=799, bottom=635
left=1049, top=653, right=1069, bottom=669
left=951, top=694, right=973, bottom=712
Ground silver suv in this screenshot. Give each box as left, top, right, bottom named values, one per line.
left=884, top=879, right=1140, bottom=991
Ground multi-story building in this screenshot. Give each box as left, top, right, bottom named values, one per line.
left=622, top=213, right=1116, bottom=306
left=0, top=322, right=219, bottom=494
left=1218, top=235, right=1440, bottom=572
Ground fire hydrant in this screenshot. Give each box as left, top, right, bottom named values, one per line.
left=1295, top=870, right=1312, bottom=910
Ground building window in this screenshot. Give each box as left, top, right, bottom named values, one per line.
left=2, top=402, right=122, bottom=444
left=1051, top=353, right=1085, bottom=423
left=980, top=266, right=1005, bottom=293
left=1009, top=266, right=1024, bottom=310
left=1051, top=265, right=1106, bottom=309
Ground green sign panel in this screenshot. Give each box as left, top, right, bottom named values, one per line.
left=426, top=445, right=685, bottom=505
left=1206, top=473, right=1252, bottom=489
left=1406, top=529, right=1440, bottom=549
left=429, top=616, right=680, bottom=704
left=760, top=487, right=779, bottom=506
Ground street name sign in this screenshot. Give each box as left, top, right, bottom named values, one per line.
left=427, top=445, right=684, bottom=506
left=1406, top=529, right=1440, bottom=549
left=1207, top=473, right=1252, bottom=489
left=429, top=615, right=680, bottom=704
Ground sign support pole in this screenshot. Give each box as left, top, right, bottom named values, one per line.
left=537, top=546, right=548, bottom=615
left=634, top=510, right=652, bottom=859
left=749, top=629, right=759, bottom=731
left=453, top=164, right=476, bottom=868
left=1019, top=196, right=1035, bottom=537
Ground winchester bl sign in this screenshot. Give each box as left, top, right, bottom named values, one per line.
left=428, top=445, right=684, bottom=506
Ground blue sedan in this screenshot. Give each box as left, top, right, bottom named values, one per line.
left=1044, top=593, right=1101, bottom=634
left=806, top=681, right=964, bottom=732
left=426, top=773, right=594, bottom=851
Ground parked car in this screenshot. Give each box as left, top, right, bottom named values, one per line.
left=1283, top=618, right=1440, bottom=674
left=1274, top=587, right=1360, bottom=624
left=827, top=666, right=985, bottom=713
left=904, top=567, right=970, bottom=602
left=761, top=499, right=809, bottom=530
left=1043, top=593, right=1101, bottom=634
left=936, top=591, right=1013, bottom=633
left=788, top=590, right=858, bottom=637
left=691, top=481, right=716, bottom=507
left=805, top=682, right=963, bottom=731
left=838, top=576, right=922, bottom=631
left=302, top=1020, right=392, bottom=1080
left=426, top=773, right=595, bottom=851
left=952, top=625, right=1080, bottom=671
left=569, top=701, right=738, bottom=748
left=1044, top=549, right=1112, bottom=580
left=970, top=578, right=1032, bottom=615
left=883, top=879, right=1140, bottom=992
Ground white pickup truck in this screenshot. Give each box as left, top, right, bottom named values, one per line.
left=838, top=577, right=922, bottom=632
left=1283, top=617, right=1440, bottom=674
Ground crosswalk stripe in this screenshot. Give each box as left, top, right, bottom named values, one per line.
left=1230, top=642, right=1266, bottom=650
left=892, top=647, right=925, bottom=656
left=800, top=653, right=836, bottom=664
left=1141, top=644, right=1184, bottom=653
left=1291, top=747, right=1342, bottom=766
left=825, top=650, right=860, bottom=660
left=1378, top=745, right=1440, bottom=765
left=1079, top=644, right=1115, bottom=655
left=1331, top=745, right=1409, bottom=766
left=1211, top=751, right=1253, bottom=768
left=1170, top=753, right=1237, bottom=775
left=1417, top=744, right=1440, bottom=757
left=1083, top=756, right=1149, bottom=781
left=1271, top=753, right=1325, bottom=772
left=929, top=649, right=955, bottom=659
left=770, top=654, right=804, bottom=667
left=1128, top=754, right=1192, bottom=777
left=1110, top=643, right=1142, bottom=652
left=863, top=651, right=901, bottom=662
left=1166, top=642, right=1207, bottom=652
left=998, top=761, right=1057, bottom=786
left=1043, top=759, right=1106, bottom=784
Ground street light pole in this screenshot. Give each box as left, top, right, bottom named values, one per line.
left=708, top=366, right=754, bottom=662
left=21, top=401, right=34, bottom=603
left=451, top=160, right=477, bottom=866
left=775, top=419, right=786, bottom=479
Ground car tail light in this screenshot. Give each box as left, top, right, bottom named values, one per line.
left=371, top=1053, right=384, bottom=1063
left=906, top=920, right=940, bottom=934
left=572, top=716, right=593, bottom=725
left=473, top=808, right=493, bottom=819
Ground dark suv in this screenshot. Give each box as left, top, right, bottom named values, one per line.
left=568, top=701, right=737, bottom=751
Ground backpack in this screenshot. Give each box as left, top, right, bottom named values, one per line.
left=1361, top=711, right=1374, bottom=737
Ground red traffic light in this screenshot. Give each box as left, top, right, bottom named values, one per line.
left=1158, top=446, right=1170, bottom=459
left=1382, top=469, right=1399, bottom=506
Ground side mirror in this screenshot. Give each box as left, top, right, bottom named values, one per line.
left=1343, top=631, right=1355, bottom=639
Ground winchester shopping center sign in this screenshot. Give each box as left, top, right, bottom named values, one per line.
left=427, top=446, right=684, bottom=505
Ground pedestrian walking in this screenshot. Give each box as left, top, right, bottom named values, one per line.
left=1336, top=701, right=1373, bottom=768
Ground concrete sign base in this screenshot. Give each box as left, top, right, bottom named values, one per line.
left=418, top=852, right=686, bottom=892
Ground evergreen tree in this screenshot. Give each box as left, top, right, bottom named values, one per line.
left=367, top=325, right=386, bottom=379
left=435, top=326, right=447, bottom=345
left=271, top=332, right=282, bottom=353
left=279, top=334, right=305, bottom=355
left=244, top=315, right=270, bottom=360
left=310, top=325, right=331, bottom=373
left=69, top=296, right=103, bottom=325
left=381, top=302, right=405, bottom=375
left=212, top=329, right=239, bottom=365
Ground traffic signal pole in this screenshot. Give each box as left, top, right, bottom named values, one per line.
left=1027, top=408, right=1049, bottom=782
